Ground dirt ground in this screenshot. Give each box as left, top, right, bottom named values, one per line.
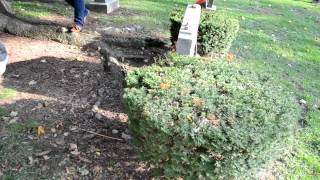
left=0, top=33, right=151, bottom=179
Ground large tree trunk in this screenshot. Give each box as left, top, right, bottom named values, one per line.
left=0, top=0, right=96, bottom=46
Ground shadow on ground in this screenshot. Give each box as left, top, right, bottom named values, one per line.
left=0, top=57, right=150, bottom=178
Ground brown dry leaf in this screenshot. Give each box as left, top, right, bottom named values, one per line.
left=207, top=114, right=220, bottom=127
left=160, top=83, right=171, bottom=90
left=187, top=113, right=193, bottom=122
left=35, top=150, right=51, bottom=157
left=37, top=126, right=45, bottom=136
left=226, top=52, right=236, bottom=61
left=165, top=156, right=170, bottom=161
left=93, top=165, right=103, bottom=174
left=192, top=97, right=204, bottom=107
left=180, top=89, right=189, bottom=96
left=79, top=156, right=92, bottom=163
left=208, top=150, right=224, bottom=160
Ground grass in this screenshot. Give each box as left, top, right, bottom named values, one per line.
left=9, top=0, right=72, bottom=18
left=7, top=0, right=194, bottom=36
left=215, top=0, right=320, bottom=178
left=0, top=88, right=16, bottom=99
left=4, top=0, right=320, bottom=178
left=0, top=119, right=42, bottom=179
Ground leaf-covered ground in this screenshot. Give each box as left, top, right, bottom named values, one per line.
left=0, top=34, right=150, bottom=179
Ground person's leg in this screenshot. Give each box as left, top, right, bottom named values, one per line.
left=73, top=0, right=86, bottom=27
left=66, top=0, right=89, bottom=32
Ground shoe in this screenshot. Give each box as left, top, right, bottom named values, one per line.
left=69, top=23, right=83, bottom=33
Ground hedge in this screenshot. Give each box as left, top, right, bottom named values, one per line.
left=123, top=54, right=300, bottom=179
left=170, top=9, right=240, bottom=55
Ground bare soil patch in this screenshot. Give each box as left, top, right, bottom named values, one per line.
left=0, top=33, right=150, bottom=179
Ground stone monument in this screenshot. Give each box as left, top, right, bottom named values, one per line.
left=0, top=42, right=8, bottom=75
left=176, top=4, right=201, bottom=56
left=206, top=0, right=217, bottom=11
left=87, top=0, right=119, bottom=14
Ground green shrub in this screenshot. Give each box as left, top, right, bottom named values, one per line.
left=170, top=8, right=184, bottom=45
left=124, top=54, right=300, bottom=179
left=170, top=9, right=240, bottom=55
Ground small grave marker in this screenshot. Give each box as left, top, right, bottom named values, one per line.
left=0, top=42, right=8, bottom=75
left=176, top=4, right=201, bottom=56
left=206, top=0, right=217, bottom=11
left=87, top=0, right=119, bottom=14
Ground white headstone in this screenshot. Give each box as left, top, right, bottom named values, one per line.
left=0, top=42, right=8, bottom=75
left=176, top=4, right=201, bottom=56
left=87, top=0, right=119, bottom=14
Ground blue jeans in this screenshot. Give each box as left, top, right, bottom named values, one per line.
left=65, top=0, right=89, bottom=27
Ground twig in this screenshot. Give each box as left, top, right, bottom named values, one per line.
left=79, top=128, right=123, bottom=141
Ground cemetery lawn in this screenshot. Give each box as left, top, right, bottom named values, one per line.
left=2, top=0, right=320, bottom=178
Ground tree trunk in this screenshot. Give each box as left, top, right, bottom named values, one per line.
left=0, top=0, right=96, bottom=46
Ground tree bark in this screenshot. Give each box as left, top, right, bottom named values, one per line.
left=0, top=0, right=96, bottom=46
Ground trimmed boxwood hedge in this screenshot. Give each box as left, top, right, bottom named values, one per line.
left=170, top=9, right=240, bottom=55
left=124, top=54, right=300, bottom=179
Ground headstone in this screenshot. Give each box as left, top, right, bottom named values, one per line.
left=0, top=42, right=8, bottom=75
left=206, top=0, right=217, bottom=11
left=87, top=0, right=119, bottom=14
left=176, top=4, right=201, bottom=56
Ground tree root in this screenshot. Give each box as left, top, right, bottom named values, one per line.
left=0, top=0, right=98, bottom=46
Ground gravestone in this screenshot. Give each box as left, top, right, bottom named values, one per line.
left=206, top=0, right=217, bottom=11
left=0, top=42, right=8, bottom=75
left=176, top=4, right=201, bottom=56
left=87, top=0, right=119, bottom=14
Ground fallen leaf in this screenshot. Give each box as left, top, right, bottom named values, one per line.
left=180, top=89, right=189, bottom=96
left=37, top=126, right=45, bottom=136
left=28, top=156, right=34, bottom=165
left=40, top=59, right=47, bottom=63
left=79, top=167, right=89, bottom=176
left=226, top=52, right=236, bottom=61
left=71, top=149, right=80, bottom=156
left=192, top=97, right=204, bottom=107
left=79, top=156, right=92, bottom=163
left=187, top=113, right=193, bottom=122
left=121, top=133, right=132, bottom=140
left=35, top=150, right=51, bottom=157
left=10, top=111, right=18, bottom=117
left=93, top=165, right=103, bottom=174
left=112, top=129, right=119, bottom=134
left=299, top=99, right=307, bottom=105
left=43, top=155, right=50, bottom=160
left=50, top=128, right=56, bottom=133
left=28, top=80, right=37, bottom=85
left=160, top=83, right=171, bottom=90
left=95, top=151, right=101, bottom=156
left=207, top=114, right=220, bottom=127
left=69, top=143, right=78, bottom=151
left=8, top=117, right=18, bottom=124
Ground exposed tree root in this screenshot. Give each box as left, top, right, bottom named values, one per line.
left=0, top=0, right=98, bottom=46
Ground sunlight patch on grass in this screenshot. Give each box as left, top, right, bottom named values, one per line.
left=10, top=1, right=72, bottom=18
left=0, top=88, right=16, bottom=99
